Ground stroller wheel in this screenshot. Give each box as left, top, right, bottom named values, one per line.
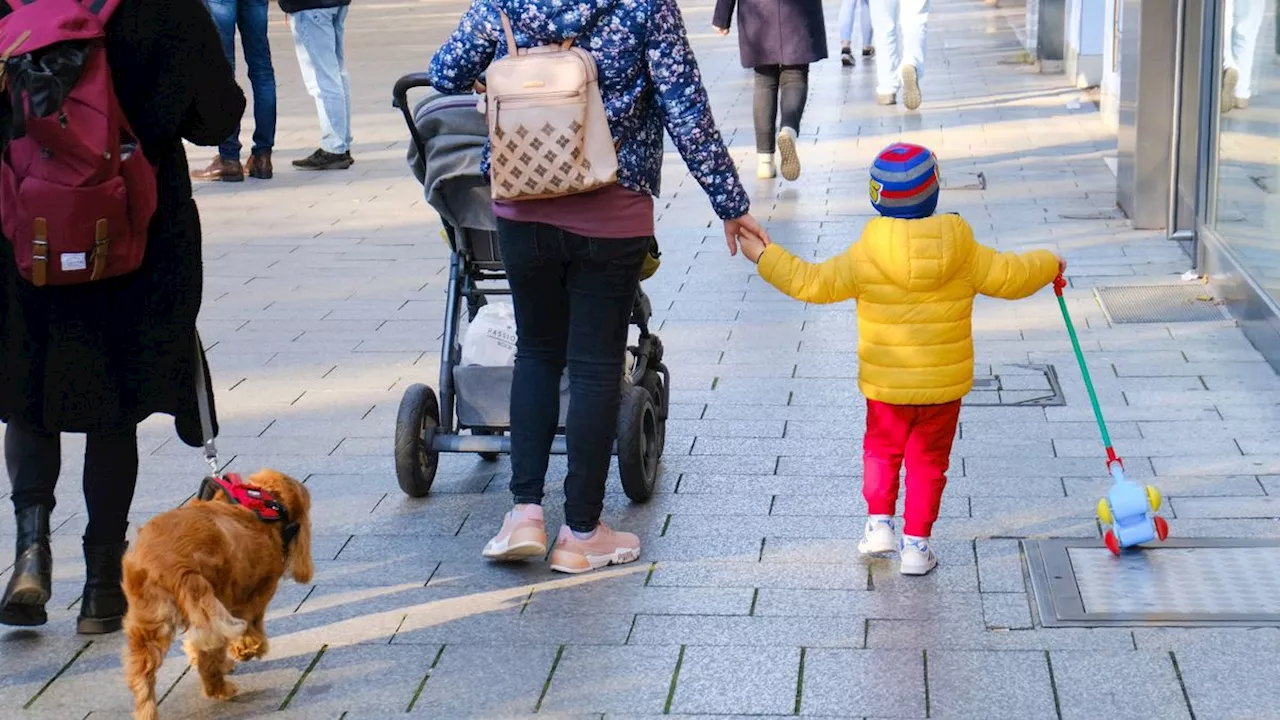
left=394, top=384, right=441, bottom=498
left=617, top=384, right=659, bottom=503
left=640, top=369, right=667, bottom=459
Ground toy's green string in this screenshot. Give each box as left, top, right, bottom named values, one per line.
left=1055, top=287, right=1113, bottom=450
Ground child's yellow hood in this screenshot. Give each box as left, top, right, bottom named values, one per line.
left=859, top=214, right=977, bottom=293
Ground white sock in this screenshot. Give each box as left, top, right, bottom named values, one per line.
left=571, top=527, right=597, bottom=540
left=868, top=514, right=893, bottom=525
left=513, top=503, right=543, bottom=520
left=758, top=153, right=774, bottom=164
left=904, top=534, right=929, bottom=546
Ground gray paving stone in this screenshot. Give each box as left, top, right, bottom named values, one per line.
left=1050, top=650, right=1191, bottom=720
left=669, top=645, right=800, bottom=715
left=159, top=643, right=324, bottom=719
left=628, top=615, right=864, bottom=648
left=1131, top=627, right=1280, bottom=652
left=1176, top=650, right=1280, bottom=720
left=1064, top=474, right=1264, bottom=498
left=965, top=455, right=1155, bottom=478
left=927, top=650, right=1057, bottom=720
left=869, top=559, right=979, bottom=593
left=981, top=593, right=1033, bottom=630
left=1153, top=455, right=1280, bottom=476
left=771, top=493, right=971, bottom=519
left=409, top=644, right=558, bottom=717
left=674, top=474, right=856, bottom=495
left=647, top=561, right=866, bottom=590
left=284, top=644, right=439, bottom=715
left=869, top=620, right=1134, bottom=652
left=800, top=649, right=925, bottom=717
left=393, top=610, right=635, bottom=646
left=541, top=646, right=680, bottom=715
left=762, top=537, right=974, bottom=566
left=1169, top=496, right=1280, bottom=518
left=662, top=515, right=859, bottom=539
left=753, top=590, right=985, bottom=625
left=522, top=584, right=752, bottom=617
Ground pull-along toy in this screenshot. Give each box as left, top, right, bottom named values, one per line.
left=1053, top=275, right=1169, bottom=555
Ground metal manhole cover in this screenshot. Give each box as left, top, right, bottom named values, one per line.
left=964, top=363, right=1064, bottom=406
left=1024, top=538, right=1280, bottom=627
left=1095, top=284, right=1229, bottom=324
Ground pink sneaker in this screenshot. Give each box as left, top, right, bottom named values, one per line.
left=482, top=505, right=547, bottom=561
left=548, top=523, right=641, bottom=574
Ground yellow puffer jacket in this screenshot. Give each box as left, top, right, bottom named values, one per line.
left=757, top=214, right=1059, bottom=406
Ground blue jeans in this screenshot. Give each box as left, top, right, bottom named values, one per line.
left=838, top=0, right=873, bottom=47
left=496, top=219, right=649, bottom=533
left=204, top=0, right=277, bottom=160
left=290, top=6, right=353, bottom=154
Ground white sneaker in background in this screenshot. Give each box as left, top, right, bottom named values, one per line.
left=857, top=516, right=897, bottom=555
left=757, top=153, right=776, bottom=179
left=776, top=127, right=801, bottom=181
left=899, top=536, right=938, bottom=576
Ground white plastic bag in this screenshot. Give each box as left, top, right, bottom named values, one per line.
left=461, top=301, right=517, bottom=366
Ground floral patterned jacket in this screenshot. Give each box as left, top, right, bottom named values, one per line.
left=428, top=0, right=750, bottom=220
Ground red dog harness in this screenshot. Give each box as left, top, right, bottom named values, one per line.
left=197, top=474, right=300, bottom=551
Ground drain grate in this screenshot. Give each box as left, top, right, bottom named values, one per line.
left=1024, top=538, right=1280, bottom=627
left=964, top=363, right=1064, bottom=406
left=1095, top=284, right=1229, bottom=324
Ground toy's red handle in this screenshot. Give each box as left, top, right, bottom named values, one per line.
left=1105, top=447, right=1124, bottom=471
left=1053, top=274, right=1067, bottom=296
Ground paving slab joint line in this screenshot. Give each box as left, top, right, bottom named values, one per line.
left=793, top=646, right=807, bottom=715
left=534, top=644, right=565, bottom=713
left=1169, top=651, right=1198, bottom=720
left=23, top=640, right=92, bottom=709
left=279, top=644, right=327, bottom=711
left=1045, top=650, right=1063, bottom=720
left=663, top=645, right=686, bottom=714
left=922, top=649, right=931, bottom=718
left=749, top=588, right=759, bottom=616
left=644, top=561, right=657, bottom=586
left=406, top=645, right=448, bottom=713
left=157, top=665, right=191, bottom=708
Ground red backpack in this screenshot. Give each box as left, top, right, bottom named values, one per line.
left=0, top=0, right=156, bottom=287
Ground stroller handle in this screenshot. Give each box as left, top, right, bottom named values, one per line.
left=392, top=72, right=435, bottom=161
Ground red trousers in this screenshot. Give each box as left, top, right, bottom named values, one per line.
left=863, top=398, right=962, bottom=537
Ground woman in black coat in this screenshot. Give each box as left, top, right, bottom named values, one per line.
left=0, top=0, right=245, bottom=634
left=713, top=0, right=827, bottom=182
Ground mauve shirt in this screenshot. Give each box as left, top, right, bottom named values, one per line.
left=493, top=184, right=655, bottom=239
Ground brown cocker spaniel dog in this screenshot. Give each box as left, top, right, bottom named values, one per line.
left=121, top=469, right=313, bottom=720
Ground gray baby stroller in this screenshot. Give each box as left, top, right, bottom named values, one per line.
left=391, top=72, right=670, bottom=502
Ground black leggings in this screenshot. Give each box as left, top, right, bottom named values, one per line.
left=753, top=64, right=810, bottom=153
left=6, top=421, right=139, bottom=545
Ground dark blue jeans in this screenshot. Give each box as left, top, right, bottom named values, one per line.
left=496, top=219, right=649, bottom=533
left=204, top=0, right=277, bottom=160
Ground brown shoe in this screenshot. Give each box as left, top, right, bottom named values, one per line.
left=191, top=156, right=244, bottom=182
left=877, top=93, right=897, bottom=106
left=246, top=151, right=273, bottom=180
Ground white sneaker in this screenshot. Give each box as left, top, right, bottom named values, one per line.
left=857, top=517, right=896, bottom=555
left=776, top=127, right=801, bottom=181
left=899, top=536, right=938, bottom=576
left=757, top=153, right=776, bottom=179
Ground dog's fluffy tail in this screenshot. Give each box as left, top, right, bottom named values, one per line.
left=174, top=572, right=246, bottom=650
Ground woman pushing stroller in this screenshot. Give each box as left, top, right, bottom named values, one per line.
left=428, top=0, right=767, bottom=573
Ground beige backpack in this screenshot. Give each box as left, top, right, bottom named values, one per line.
left=484, top=12, right=618, bottom=201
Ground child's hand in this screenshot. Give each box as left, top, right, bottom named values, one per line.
left=712, top=25, right=730, bottom=35
left=1057, top=257, right=1067, bottom=275
left=739, top=229, right=770, bottom=264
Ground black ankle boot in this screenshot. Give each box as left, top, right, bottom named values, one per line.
left=1, top=505, right=53, bottom=626
left=77, top=541, right=127, bottom=635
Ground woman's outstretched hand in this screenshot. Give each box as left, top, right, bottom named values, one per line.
left=723, top=214, right=770, bottom=257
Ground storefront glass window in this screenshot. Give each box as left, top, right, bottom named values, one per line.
left=1213, top=0, right=1280, bottom=299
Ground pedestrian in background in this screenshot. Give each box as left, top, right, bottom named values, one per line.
left=281, top=0, right=356, bottom=170
left=193, top=0, right=277, bottom=181
left=870, top=0, right=929, bottom=110
left=1222, top=0, right=1264, bottom=113
left=712, top=0, right=827, bottom=182
left=837, top=0, right=875, bottom=67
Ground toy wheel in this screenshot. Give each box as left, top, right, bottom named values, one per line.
left=616, top=384, right=659, bottom=503
left=1104, top=529, right=1120, bottom=556
left=1096, top=498, right=1113, bottom=526
left=1146, top=485, right=1162, bottom=512
left=1153, top=515, right=1170, bottom=541
left=394, top=384, right=440, bottom=498
left=472, top=429, right=501, bottom=462
left=639, top=369, right=667, bottom=458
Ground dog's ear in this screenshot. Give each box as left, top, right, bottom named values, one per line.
left=284, top=480, right=314, bottom=584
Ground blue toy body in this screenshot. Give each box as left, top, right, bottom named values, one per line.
left=1096, top=459, right=1168, bottom=554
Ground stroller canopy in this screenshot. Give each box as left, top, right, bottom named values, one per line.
left=407, top=91, right=497, bottom=233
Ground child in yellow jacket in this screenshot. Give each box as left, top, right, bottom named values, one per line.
left=738, top=143, right=1064, bottom=575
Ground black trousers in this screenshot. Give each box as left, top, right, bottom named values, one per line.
left=6, top=421, right=139, bottom=545
left=753, top=64, right=810, bottom=153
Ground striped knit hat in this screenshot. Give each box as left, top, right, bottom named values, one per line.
left=869, top=143, right=940, bottom=219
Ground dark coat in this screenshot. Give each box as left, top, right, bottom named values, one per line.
left=713, top=0, right=828, bottom=69
left=0, top=0, right=246, bottom=446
